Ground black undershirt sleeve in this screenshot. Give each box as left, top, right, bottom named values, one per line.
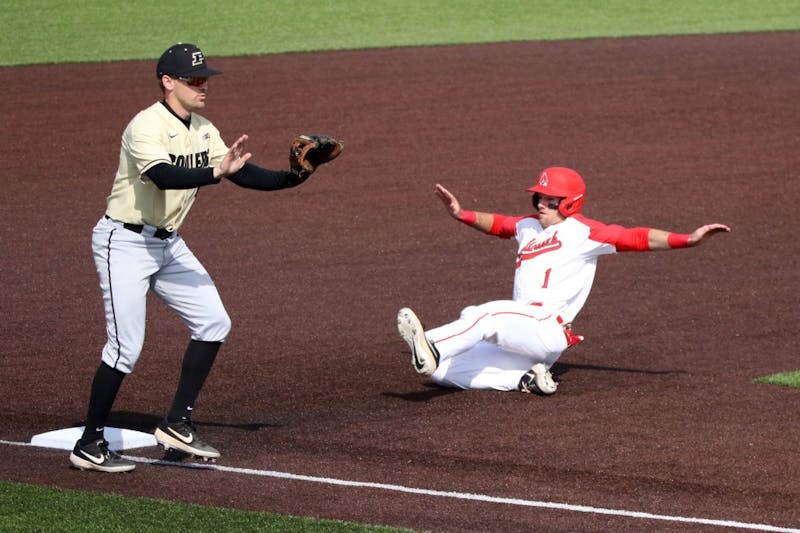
left=146, top=162, right=303, bottom=191
left=146, top=163, right=219, bottom=189
left=225, top=163, right=305, bottom=190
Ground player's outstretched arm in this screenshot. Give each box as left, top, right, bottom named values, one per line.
left=435, top=183, right=495, bottom=234
left=648, top=223, right=731, bottom=250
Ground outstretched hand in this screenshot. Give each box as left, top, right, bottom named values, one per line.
left=435, top=183, right=463, bottom=219
left=689, top=223, right=731, bottom=246
left=215, top=134, right=253, bottom=178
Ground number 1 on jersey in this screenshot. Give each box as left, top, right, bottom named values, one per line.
left=542, top=268, right=551, bottom=288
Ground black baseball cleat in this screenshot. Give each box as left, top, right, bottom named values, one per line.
left=69, top=438, right=136, bottom=473
left=397, top=307, right=440, bottom=376
left=518, top=363, right=558, bottom=395
left=154, top=419, right=220, bottom=459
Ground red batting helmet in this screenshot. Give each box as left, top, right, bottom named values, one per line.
left=527, top=167, right=586, bottom=216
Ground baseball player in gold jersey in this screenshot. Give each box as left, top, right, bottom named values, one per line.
left=70, top=43, right=338, bottom=472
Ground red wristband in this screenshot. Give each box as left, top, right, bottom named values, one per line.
left=459, top=210, right=477, bottom=225
left=667, top=233, right=691, bottom=248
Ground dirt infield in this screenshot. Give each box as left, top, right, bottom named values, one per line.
left=1, top=32, right=799, bottom=532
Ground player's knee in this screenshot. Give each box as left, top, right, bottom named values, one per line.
left=196, top=310, right=231, bottom=342
left=459, top=305, right=481, bottom=320
left=214, top=312, right=232, bottom=340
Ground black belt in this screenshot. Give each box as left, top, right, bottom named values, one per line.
left=105, top=215, right=173, bottom=240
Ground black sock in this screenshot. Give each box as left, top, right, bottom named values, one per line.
left=80, top=362, right=126, bottom=443
left=167, top=340, right=221, bottom=422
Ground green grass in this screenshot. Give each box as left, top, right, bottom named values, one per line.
left=0, top=480, right=415, bottom=532
left=1, top=0, right=800, bottom=66
left=755, top=371, right=800, bottom=388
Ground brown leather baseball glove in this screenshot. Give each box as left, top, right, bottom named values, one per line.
left=289, top=134, right=344, bottom=181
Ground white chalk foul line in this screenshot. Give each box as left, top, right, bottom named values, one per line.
left=3, top=439, right=798, bottom=532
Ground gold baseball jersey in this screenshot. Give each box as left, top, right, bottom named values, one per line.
left=105, top=102, right=228, bottom=231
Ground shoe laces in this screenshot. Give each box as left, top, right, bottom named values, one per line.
left=92, top=439, right=119, bottom=459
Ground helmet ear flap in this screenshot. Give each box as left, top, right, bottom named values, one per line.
left=559, top=194, right=584, bottom=216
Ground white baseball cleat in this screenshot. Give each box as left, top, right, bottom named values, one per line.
left=154, top=419, right=220, bottom=459
left=518, top=363, right=558, bottom=395
left=69, top=438, right=136, bottom=473
left=397, top=307, right=440, bottom=376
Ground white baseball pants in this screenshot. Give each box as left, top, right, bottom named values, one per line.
left=426, top=300, right=568, bottom=390
left=92, top=216, right=231, bottom=373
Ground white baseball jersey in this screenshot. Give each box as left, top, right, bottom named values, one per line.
left=427, top=213, right=649, bottom=390
left=105, top=102, right=228, bottom=232
left=511, top=214, right=628, bottom=323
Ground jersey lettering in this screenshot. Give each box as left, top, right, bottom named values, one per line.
left=170, top=150, right=210, bottom=169
left=516, top=231, right=562, bottom=267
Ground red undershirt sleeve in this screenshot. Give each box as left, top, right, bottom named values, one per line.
left=581, top=215, right=651, bottom=251
left=613, top=226, right=651, bottom=251
left=487, top=214, right=526, bottom=239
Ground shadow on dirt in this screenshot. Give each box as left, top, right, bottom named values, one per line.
left=69, top=411, right=278, bottom=433
left=382, top=384, right=463, bottom=402
left=552, top=362, right=688, bottom=378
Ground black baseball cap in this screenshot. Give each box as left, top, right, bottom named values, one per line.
left=156, top=43, right=222, bottom=78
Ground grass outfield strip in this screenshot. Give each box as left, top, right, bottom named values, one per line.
left=0, top=480, right=416, bottom=532
left=756, top=371, right=800, bottom=388
left=2, top=0, right=800, bottom=66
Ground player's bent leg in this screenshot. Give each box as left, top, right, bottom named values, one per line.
left=151, top=238, right=231, bottom=342
left=423, top=304, right=498, bottom=361
left=489, top=301, right=567, bottom=357
left=427, top=301, right=549, bottom=360
left=431, top=343, right=536, bottom=391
